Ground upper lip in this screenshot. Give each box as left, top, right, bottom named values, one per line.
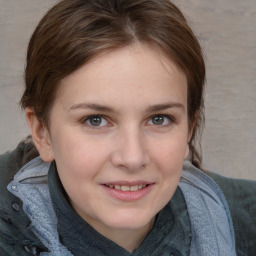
left=103, top=180, right=154, bottom=186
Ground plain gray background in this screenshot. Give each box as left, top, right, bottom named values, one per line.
left=0, top=0, right=255, bottom=179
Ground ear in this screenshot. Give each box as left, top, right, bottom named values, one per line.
left=184, top=112, right=198, bottom=159
left=184, top=144, right=190, bottom=159
left=188, top=111, right=199, bottom=143
left=25, top=108, right=54, bottom=162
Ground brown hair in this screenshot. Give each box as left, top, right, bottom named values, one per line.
left=20, top=0, right=205, bottom=168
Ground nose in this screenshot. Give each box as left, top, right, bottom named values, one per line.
left=111, top=127, right=150, bottom=171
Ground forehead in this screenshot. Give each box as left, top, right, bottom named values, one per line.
left=55, top=43, right=187, bottom=111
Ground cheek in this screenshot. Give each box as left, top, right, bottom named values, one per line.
left=148, top=134, right=187, bottom=191
left=149, top=140, right=185, bottom=211
left=52, top=132, right=111, bottom=177
left=150, top=134, right=188, bottom=164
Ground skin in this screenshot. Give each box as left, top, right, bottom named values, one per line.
left=26, top=43, right=192, bottom=252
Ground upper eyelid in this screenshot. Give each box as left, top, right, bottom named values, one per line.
left=149, top=114, right=175, bottom=120
left=81, top=114, right=106, bottom=121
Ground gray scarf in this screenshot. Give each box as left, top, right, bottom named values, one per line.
left=8, top=158, right=236, bottom=255
left=180, top=161, right=236, bottom=256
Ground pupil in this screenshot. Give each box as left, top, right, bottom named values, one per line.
left=90, top=116, right=102, bottom=126
left=153, top=116, right=164, bottom=125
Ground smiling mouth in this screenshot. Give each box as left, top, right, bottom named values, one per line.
left=104, top=184, right=148, bottom=192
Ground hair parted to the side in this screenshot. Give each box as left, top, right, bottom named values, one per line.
left=20, top=0, right=205, bottom=168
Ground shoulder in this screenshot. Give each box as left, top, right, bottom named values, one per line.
left=0, top=136, right=39, bottom=178
left=0, top=137, right=47, bottom=255
left=206, top=170, right=256, bottom=255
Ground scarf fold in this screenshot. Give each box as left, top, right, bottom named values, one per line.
left=179, top=161, right=236, bottom=256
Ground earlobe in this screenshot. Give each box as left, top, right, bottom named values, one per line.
left=25, top=108, right=54, bottom=162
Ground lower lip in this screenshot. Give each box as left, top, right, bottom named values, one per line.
left=102, top=184, right=154, bottom=201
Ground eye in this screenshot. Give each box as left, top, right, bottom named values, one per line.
left=148, top=115, right=173, bottom=126
left=83, top=115, right=108, bottom=127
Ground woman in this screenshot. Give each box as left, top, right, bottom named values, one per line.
left=0, top=0, right=255, bottom=255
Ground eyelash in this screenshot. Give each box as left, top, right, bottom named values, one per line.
left=80, top=114, right=175, bottom=128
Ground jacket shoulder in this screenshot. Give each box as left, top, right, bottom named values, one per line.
left=206, top=171, right=256, bottom=255
left=0, top=137, right=48, bottom=255
left=0, top=136, right=39, bottom=182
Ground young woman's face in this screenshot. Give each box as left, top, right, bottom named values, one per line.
left=44, top=44, right=190, bottom=239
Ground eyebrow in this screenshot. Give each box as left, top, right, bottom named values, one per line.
left=69, top=103, right=114, bottom=112
left=145, top=103, right=185, bottom=113
left=69, top=102, right=184, bottom=113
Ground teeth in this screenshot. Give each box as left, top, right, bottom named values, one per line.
left=120, top=185, right=130, bottom=191
left=115, top=185, right=121, bottom=190
left=130, top=185, right=139, bottom=192
left=107, top=184, right=147, bottom=191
